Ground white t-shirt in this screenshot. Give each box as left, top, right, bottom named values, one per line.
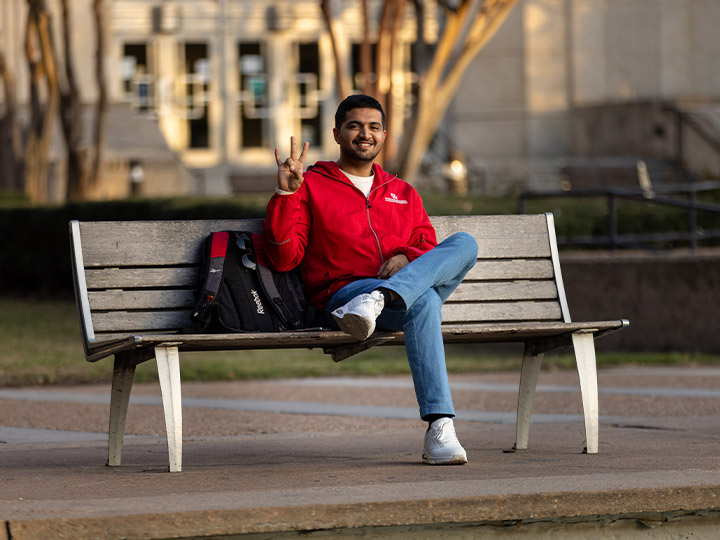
left=340, top=169, right=374, bottom=197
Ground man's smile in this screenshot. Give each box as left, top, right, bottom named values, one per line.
left=354, top=139, right=375, bottom=148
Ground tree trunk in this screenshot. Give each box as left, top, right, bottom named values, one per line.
left=24, top=0, right=61, bottom=204
left=381, top=0, right=406, bottom=166
left=0, top=51, right=23, bottom=192
left=321, top=0, right=351, bottom=101
left=373, top=0, right=393, bottom=103
left=396, top=0, right=519, bottom=183
left=396, top=83, right=442, bottom=184
left=88, top=0, right=107, bottom=196
left=60, top=0, right=88, bottom=201
left=360, top=0, right=373, bottom=95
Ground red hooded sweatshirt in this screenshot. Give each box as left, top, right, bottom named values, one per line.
left=261, top=160, right=437, bottom=309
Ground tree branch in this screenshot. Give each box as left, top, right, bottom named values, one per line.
left=0, top=51, right=21, bottom=160
left=89, top=0, right=107, bottom=189
left=439, top=0, right=518, bottom=105
left=321, top=0, right=351, bottom=100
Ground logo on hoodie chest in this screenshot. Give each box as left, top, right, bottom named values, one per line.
left=384, top=193, right=408, bottom=205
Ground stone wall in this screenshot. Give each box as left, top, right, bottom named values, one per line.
left=451, top=0, right=720, bottom=193
left=560, top=249, right=720, bottom=353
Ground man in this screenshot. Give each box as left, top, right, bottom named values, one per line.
left=263, top=94, right=477, bottom=465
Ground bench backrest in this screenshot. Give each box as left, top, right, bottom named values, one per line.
left=70, top=214, right=571, bottom=353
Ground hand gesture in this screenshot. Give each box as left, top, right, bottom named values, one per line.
left=275, top=136, right=310, bottom=193
left=377, top=254, right=410, bottom=279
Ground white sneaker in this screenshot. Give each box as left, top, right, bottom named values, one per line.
left=422, top=417, right=467, bottom=465
left=331, top=290, right=385, bottom=341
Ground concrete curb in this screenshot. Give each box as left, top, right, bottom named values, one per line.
left=5, top=487, right=720, bottom=540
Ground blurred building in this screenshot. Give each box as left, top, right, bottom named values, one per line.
left=1, top=0, right=719, bottom=201
left=451, top=0, right=720, bottom=193
left=1, top=0, right=424, bottom=200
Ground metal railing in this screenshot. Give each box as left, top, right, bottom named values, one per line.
left=518, top=181, right=720, bottom=250
left=663, top=103, right=720, bottom=175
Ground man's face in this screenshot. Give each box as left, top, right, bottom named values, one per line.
left=333, top=108, right=387, bottom=164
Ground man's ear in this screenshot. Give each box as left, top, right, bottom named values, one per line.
left=332, top=127, right=340, bottom=144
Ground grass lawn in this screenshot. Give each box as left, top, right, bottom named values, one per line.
left=1, top=297, right=718, bottom=387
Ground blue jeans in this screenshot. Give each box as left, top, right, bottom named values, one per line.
left=325, top=232, right=478, bottom=420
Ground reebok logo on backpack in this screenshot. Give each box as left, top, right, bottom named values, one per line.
left=250, top=289, right=264, bottom=315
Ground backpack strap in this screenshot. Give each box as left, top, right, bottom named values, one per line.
left=256, top=263, right=303, bottom=329
left=194, top=232, right=228, bottom=312
left=206, top=232, right=229, bottom=292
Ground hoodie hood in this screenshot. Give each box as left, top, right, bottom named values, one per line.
left=307, top=161, right=397, bottom=191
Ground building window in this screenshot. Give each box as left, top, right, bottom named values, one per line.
left=351, top=42, right=377, bottom=92
left=297, top=42, right=322, bottom=147
left=238, top=42, right=269, bottom=148
left=122, top=43, right=153, bottom=112
left=352, top=42, right=417, bottom=119
left=183, top=42, right=210, bottom=149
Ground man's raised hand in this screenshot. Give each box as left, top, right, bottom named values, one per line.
left=275, top=136, right=310, bottom=193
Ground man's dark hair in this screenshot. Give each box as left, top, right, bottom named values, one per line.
left=334, top=94, right=386, bottom=129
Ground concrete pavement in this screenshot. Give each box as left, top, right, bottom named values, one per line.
left=1, top=365, right=720, bottom=539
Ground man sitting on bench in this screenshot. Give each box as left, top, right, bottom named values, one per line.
left=262, top=94, right=478, bottom=465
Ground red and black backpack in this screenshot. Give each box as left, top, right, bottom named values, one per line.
left=188, top=231, right=319, bottom=333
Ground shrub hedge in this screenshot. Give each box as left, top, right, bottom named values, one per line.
left=0, top=198, right=267, bottom=298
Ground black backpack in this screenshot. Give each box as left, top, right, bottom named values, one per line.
left=188, top=231, right=319, bottom=333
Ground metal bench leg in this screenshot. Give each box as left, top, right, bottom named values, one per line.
left=572, top=331, right=599, bottom=454
left=155, top=345, right=183, bottom=472
left=514, top=342, right=543, bottom=451
left=108, top=354, right=136, bottom=466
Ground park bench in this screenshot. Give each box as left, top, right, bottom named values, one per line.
left=70, top=214, right=628, bottom=472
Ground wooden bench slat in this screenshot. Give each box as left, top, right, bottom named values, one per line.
left=79, top=220, right=263, bottom=267
left=85, top=267, right=198, bottom=289
left=465, top=259, right=554, bottom=280
left=78, top=216, right=553, bottom=267
left=92, top=310, right=191, bottom=332
left=88, top=290, right=196, bottom=311
left=434, top=214, right=551, bottom=258
left=449, top=281, right=558, bottom=302
left=442, top=301, right=563, bottom=323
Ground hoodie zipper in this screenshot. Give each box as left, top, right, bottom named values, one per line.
left=365, top=177, right=396, bottom=264
left=365, top=197, right=384, bottom=263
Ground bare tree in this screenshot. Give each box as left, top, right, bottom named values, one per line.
left=1, top=0, right=106, bottom=203
left=0, top=51, right=23, bottom=192
left=397, top=0, right=518, bottom=182
left=59, top=0, right=107, bottom=200
left=321, top=0, right=518, bottom=183
left=59, top=0, right=86, bottom=200
left=89, top=0, right=107, bottom=194
left=23, top=0, right=61, bottom=204
left=321, top=0, right=351, bottom=100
